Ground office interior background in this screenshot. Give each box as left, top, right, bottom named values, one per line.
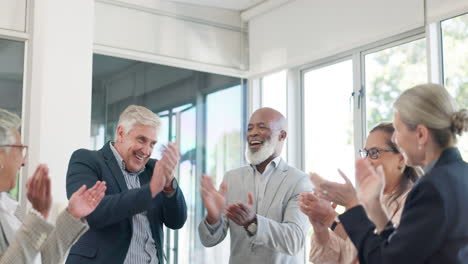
left=0, top=0, right=466, bottom=263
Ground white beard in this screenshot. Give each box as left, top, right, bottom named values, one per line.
left=245, top=134, right=280, bottom=165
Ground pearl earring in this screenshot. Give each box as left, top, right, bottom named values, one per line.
left=418, top=145, right=422, bottom=150
left=0, top=164, right=3, bottom=169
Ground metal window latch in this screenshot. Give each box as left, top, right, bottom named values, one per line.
left=350, top=91, right=355, bottom=111
left=358, top=86, right=365, bottom=109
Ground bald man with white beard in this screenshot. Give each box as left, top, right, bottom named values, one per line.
left=198, top=107, right=313, bottom=264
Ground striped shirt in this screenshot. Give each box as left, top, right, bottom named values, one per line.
left=110, top=143, right=158, bottom=264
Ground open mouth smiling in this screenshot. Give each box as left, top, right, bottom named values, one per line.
left=248, top=139, right=264, bottom=149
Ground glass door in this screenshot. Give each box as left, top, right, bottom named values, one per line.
left=155, top=104, right=196, bottom=264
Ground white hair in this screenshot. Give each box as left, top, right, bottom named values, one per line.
left=245, top=130, right=281, bottom=165
left=0, top=108, right=21, bottom=152
left=115, top=105, right=161, bottom=139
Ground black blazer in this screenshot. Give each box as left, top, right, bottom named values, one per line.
left=65, top=142, right=187, bottom=264
left=340, top=147, right=468, bottom=264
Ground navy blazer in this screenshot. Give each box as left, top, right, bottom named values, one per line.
left=65, top=142, right=187, bottom=264
left=340, top=147, right=468, bottom=264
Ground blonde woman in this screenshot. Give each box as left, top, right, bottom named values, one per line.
left=315, top=84, right=468, bottom=263
left=300, top=123, right=420, bottom=263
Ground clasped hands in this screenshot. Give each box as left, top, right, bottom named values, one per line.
left=200, top=174, right=256, bottom=227
left=149, top=142, right=180, bottom=197
left=26, top=164, right=106, bottom=220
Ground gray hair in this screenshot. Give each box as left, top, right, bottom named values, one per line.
left=394, top=83, right=468, bottom=149
left=0, top=108, right=21, bottom=152
left=115, top=105, right=161, bottom=139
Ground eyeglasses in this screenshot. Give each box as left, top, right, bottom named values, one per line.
left=0, top=144, right=28, bottom=159
left=359, top=147, right=397, bottom=160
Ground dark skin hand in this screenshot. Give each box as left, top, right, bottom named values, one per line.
left=226, top=192, right=256, bottom=227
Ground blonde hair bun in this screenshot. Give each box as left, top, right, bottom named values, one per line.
left=451, top=109, right=468, bottom=136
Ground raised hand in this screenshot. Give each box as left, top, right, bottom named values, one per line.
left=311, top=170, right=359, bottom=210
left=67, top=181, right=107, bottom=219
left=26, top=164, right=52, bottom=219
left=355, top=158, right=390, bottom=230
left=355, top=158, right=385, bottom=209
left=201, top=174, right=227, bottom=224
left=298, top=192, right=336, bottom=226
left=161, top=142, right=180, bottom=190
left=150, top=142, right=180, bottom=197
left=226, top=192, right=256, bottom=227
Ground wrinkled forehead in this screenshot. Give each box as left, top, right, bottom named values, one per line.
left=248, top=112, right=280, bottom=128
left=128, top=124, right=158, bottom=142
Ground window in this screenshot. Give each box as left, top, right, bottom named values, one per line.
left=261, top=70, right=287, bottom=117
left=365, top=38, right=427, bottom=131
left=303, top=59, right=355, bottom=182
left=261, top=70, right=288, bottom=160
left=442, top=13, right=468, bottom=160
left=153, top=104, right=195, bottom=264
left=303, top=59, right=354, bottom=259
left=0, top=38, right=25, bottom=200
left=91, top=54, right=244, bottom=264
left=201, top=86, right=243, bottom=264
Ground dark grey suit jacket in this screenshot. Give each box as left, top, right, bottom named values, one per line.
left=340, top=147, right=468, bottom=264
left=65, top=142, right=187, bottom=264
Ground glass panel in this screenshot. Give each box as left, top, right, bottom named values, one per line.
left=177, top=106, right=196, bottom=264
left=304, top=60, right=355, bottom=182
left=365, top=38, right=427, bottom=131
left=91, top=54, right=242, bottom=264
left=261, top=70, right=288, bottom=161
left=202, top=85, right=243, bottom=264
left=303, top=59, right=354, bottom=258
left=152, top=115, right=170, bottom=160
left=0, top=38, right=25, bottom=200
left=158, top=110, right=170, bottom=116
left=442, top=13, right=468, bottom=161
left=173, top=103, right=193, bottom=113
left=261, top=70, right=287, bottom=117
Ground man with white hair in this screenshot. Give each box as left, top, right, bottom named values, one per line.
left=65, top=105, right=187, bottom=264
left=198, top=107, right=313, bottom=264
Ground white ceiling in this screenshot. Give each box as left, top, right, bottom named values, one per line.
left=168, top=0, right=267, bottom=11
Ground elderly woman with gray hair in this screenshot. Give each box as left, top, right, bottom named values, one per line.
left=0, top=108, right=106, bottom=264
left=312, top=84, right=468, bottom=263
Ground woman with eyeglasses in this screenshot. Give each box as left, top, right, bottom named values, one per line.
left=0, top=108, right=107, bottom=264
left=300, top=122, right=421, bottom=264
left=312, top=84, right=468, bottom=263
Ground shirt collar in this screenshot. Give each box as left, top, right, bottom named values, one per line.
left=0, top=192, right=18, bottom=214
left=250, top=156, right=282, bottom=172
left=110, top=142, right=145, bottom=175
left=423, top=158, right=438, bottom=174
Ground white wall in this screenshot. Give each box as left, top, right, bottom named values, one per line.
left=248, top=0, right=425, bottom=77
left=94, top=0, right=247, bottom=76
left=0, top=0, right=26, bottom=33
left=24, top=0, right=94, bottom=214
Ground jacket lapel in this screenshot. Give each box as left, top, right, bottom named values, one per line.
left=101, top=142, right=128, bottom=192
left=258, top=160, right=289, bottom=216
left=138, top=164, right=152, bottom=186
left=0, top=196, right=22, bottom=247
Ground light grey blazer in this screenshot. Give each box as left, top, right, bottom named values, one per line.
left=199, top=159, right=313, bottom=264
left=0, top=207, right=88, bottom=264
